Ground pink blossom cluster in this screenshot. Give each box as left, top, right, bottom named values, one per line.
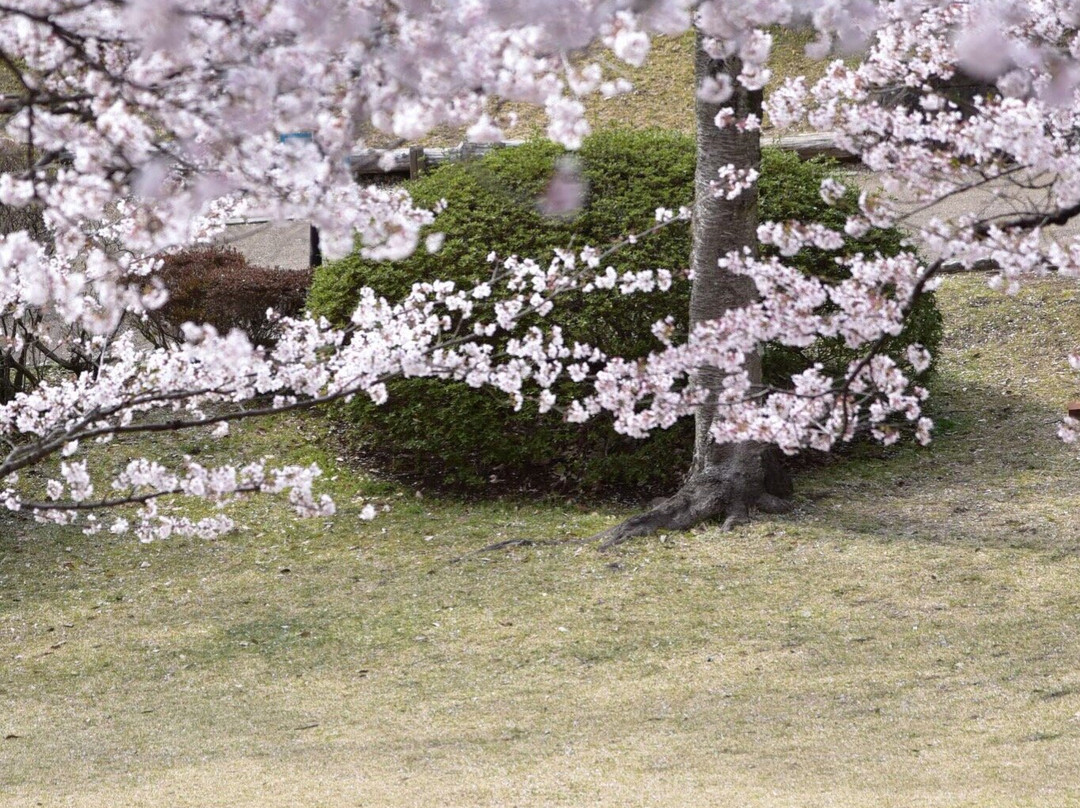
left=559, top=245, right=936, bottom=452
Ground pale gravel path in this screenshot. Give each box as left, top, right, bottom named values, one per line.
left=219, top=220, right=313, bottom=271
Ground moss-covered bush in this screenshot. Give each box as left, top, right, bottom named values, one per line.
left=309, top=130, right=942, bottom=495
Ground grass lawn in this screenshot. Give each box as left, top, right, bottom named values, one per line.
left=4, top=275, right=1080, bottom=807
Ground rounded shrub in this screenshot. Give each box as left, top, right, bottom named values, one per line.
left=308, top=130, right=942, bottom=495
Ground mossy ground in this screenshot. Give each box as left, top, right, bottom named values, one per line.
left=4, top=275, right=1080, bottom=807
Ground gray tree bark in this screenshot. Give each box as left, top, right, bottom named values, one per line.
left=596, top=36, right=792, bottom=549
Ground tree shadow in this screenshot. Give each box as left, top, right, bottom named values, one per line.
left=790, top=370, right=1080, bottom=554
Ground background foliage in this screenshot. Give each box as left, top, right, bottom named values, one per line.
left=1, top=138, right=56, bottom=403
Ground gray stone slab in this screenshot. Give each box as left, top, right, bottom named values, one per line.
left=220, top=220, right=312, bottom=270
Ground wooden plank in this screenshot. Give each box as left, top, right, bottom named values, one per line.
left=348, top=147, right=411, bottom=174
left=763, top=132, right=858, bottom=163
left=349, top=140, right=528, bottom=177
left=408, top=145, right=424, bottom=179
left=348, top=133, right=855, bottom=177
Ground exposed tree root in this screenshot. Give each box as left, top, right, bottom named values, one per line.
left=592, top=442, right=793, bottom=550
left=448, top=444, right=793, bottom=563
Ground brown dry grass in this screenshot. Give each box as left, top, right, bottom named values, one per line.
left=0, top=62, right=21, bottom=95
left=412, top=29, right=829, bottom=147
left=5, top=275, right=1080, bottom=807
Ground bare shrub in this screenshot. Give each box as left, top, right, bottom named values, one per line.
left=140, top=245, right=312, bottom=347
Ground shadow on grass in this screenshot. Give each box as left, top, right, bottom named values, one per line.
left=791, top=369, right=1080, bottom=555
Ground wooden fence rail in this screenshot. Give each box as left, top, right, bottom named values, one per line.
left=348, top=132, right=853, bottom=179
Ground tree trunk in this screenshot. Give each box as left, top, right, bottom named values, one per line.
left=596, top=35, right=792, bottom=549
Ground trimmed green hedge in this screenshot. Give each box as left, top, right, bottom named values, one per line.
left=309, top=130, right=942, bottom=494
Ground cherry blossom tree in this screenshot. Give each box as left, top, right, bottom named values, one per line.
left=1, top=0, right=1079, bottom=541
left=593, top=36, right=795, bottom=546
